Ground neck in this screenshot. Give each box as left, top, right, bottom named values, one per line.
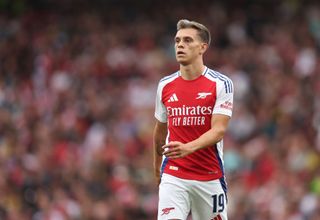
left=179, top=62, right=205, bottom=80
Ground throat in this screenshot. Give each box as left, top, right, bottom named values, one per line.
left=180, top=65, right=205, bottom=80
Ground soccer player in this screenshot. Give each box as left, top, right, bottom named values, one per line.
left=153, top=19, right=234, bottom=220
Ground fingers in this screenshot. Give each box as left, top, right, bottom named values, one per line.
left=162, top=141, right=180, bottom=149
left=162, top=141, right=185, bottom=159
left=163, top=149, right=180, bottom=158
left=161, top=141, right=193, bottom=159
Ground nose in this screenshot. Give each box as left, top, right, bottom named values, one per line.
left=176, top=41, right=184, bottom=48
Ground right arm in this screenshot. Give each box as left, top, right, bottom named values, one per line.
left=153, top=119, right=167, bottom=185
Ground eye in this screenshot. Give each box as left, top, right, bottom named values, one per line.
left=184, top=37, right=193, bottom=43
left=175, top=38, right=180, bottom=43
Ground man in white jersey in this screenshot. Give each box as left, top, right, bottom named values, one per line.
left=153, top=19, right=234, bottom=220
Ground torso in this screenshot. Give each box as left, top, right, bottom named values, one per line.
left=155, top=67, right=233, bottom=181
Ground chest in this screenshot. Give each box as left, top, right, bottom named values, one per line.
left=162, top=78, right=217, bottom=108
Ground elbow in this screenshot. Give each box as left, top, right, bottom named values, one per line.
left=214, top=127, right=227, bottom=142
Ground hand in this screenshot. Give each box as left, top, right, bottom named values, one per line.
left=162, top=141, right=194, bottom=159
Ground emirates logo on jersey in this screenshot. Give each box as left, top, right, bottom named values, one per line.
left=167, top=105, right=213, bottom=117
left=167, top=105, right=213, bottom=126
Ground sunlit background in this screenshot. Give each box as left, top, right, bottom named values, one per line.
left=0, top=0, right=319, bottom=219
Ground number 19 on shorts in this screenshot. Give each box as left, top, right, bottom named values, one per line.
left=212, top=193, right=225, bottom=213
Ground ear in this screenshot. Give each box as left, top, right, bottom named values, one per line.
left=199, top=43, right=208, bottom=55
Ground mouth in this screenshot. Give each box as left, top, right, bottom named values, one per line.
left=177, top=51, right=186, bottom=56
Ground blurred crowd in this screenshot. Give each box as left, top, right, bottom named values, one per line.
left=0, top=0, right=320, bottom=219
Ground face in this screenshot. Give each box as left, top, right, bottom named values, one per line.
left=174, top=28, right=207, bottom=65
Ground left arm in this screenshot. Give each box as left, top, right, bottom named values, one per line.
left=163, top=114, right=230, bottom=159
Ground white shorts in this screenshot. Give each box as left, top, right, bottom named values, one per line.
left=158, top=173, right=228, bottom=220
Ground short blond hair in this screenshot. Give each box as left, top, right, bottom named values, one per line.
left=177, top=19, right=211, bottom=46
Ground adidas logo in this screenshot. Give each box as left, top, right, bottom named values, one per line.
left=168, top=93, right=179, bottom=102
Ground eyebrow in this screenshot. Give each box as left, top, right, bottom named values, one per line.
left=175, top=36, right=194, bottom=41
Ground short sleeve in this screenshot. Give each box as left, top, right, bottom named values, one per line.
left=154, top=83, right=167, bottom=123
left=212, top=78, right=234, bottom=117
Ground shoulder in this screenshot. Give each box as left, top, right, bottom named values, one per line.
left=159, top=71, right=180, bottom=83
left=204, top=68, right=232, bottom=83
left=156, top=71, right=180, bottom=97
left=204, top=68, right=233, bottom=93
left=158, top=71, right=180, bottom=88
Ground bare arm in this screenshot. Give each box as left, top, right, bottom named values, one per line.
left=153, top=120, right=167, bottom=184
left=163, top=114, right=230, bottom=159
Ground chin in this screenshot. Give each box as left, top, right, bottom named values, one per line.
left=178, top=61, right=191, bottom=66
left=176, top=58, right=190, bottom=65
